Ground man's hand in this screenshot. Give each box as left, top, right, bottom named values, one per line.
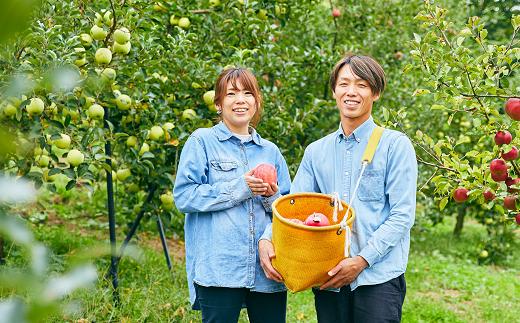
left=259, top=239, right=283, bottom=282
left=244, top=170, right=269, bottom=196
left=319, top=256, right=369, bottom=290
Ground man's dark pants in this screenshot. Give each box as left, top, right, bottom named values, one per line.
left=313, top=274, right=406, bottom=323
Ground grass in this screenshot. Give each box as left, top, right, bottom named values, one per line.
left=2, top=190, right=519, bottom=322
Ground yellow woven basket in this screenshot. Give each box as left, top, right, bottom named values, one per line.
left=271, top=192, right=355, bottom=292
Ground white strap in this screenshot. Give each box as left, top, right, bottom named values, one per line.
left=339, top=161, right=367, bottom=230
left=331, top=192, right=343, bottom=223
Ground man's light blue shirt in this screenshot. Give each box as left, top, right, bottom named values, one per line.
left=173, top=122, right=291, bottom=307
left=263, top=116, right=417, bottom=290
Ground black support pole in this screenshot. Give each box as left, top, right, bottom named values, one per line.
left=0, top=237, right=5, bottom=265
left=116, top=186, right=156, bottom=264
left=104, top=106, right=119, bottom=304
left=156, top=215, right=172, bottom=271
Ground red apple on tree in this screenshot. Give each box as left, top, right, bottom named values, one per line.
left=453, top=187, right=469, bottom=202
left=494, top=130, right=512, bottom=146
left=501, top=146, right=518, bottom=161
left=489, top=159, right=508, bottom=182
left=516, top=214, right=520, bottom=225
left=332, top=8, right=341, bottom=17
left=483, top=190, right=495, bottom=202
left=304, top=212, right=330, bottom=226
left=506, top=177, right=520, bottom=193
left=505, top=98, right=520, bottom=121
left=253, top=163, right=277, bottom=185
left=504, top=195, right=517, bottom=210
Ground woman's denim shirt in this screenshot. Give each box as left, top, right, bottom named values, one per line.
left=173, top=122, right=291, bottom=307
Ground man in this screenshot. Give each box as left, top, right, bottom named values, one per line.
left=259, top=54, right=417, bottom=322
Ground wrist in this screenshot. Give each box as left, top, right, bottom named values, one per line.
left=354, top=256, right=369, bottom=270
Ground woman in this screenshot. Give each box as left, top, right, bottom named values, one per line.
left=173, top=67, right=291, bottom=323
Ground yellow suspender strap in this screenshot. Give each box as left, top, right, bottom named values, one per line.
left=361, top=126, right=384, bottom=163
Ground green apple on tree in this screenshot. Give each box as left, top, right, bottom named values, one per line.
left=87, top=104, right=105, bottom=120
left=162, top=122, right=175, bottom=131
left=116, top=168, right=132, bottom=181
left=169, top=15, right=179, bottom=26
left=114, top=28, right=131, bottom=44
left=37, top=155, right=50, bottom=168
left=26, top=98, right=45, bottom=116
left=95, top=48, right=112, bottom=65
left=126, top=136, right=138, bottom=147
left=103, top=10, right=113, bottom=26
left=116, top=94, right=132, bottom=110
left=153, top=2, right=168, bottom=12
left=94, top=12, right=104, bottom=26
left=160, top=192, right=174, bottom=210
left=178, top=17, right=191, bottom=29
left=203, top=90, right=215, bottom=106
left=139, top=142, right=150, bottom=156
left=181, top=108, right=197, bottom=120
left=100, top=68, right=117, bottom=82
left=54, top=134, right=71, bottom=149
left=149, top=126, right=165, bottom=141
left=113, top=41, right=131, bottom=55
left=79, top=33, right=93, bottom=47
left=90, top=25, right=107, bottom=40
left=2, top=103, right=17, bottom=117
left=67, top=149, right=85, bottom=167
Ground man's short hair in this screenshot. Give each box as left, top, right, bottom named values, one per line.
left=330, top=54, right=386, bottom=96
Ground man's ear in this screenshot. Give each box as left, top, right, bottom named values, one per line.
left=373, top=93, right=380, bottom=101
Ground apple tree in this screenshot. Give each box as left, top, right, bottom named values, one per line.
left=399, top=1, right=520, bottom=262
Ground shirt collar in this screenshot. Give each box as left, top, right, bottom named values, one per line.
left=335, top=116, right=377, bottom=143
left=213, top=121, right=264, bottom=146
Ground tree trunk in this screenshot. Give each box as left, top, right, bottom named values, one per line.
left=453, top=205, right=465, bottom=237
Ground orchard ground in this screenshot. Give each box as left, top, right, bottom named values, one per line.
left=2, top=187, right=518, bottom=322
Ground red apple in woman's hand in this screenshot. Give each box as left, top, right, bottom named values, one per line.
left=253, top=163, right=277, bottom=185
left=304, top=212, right=330, bottom=226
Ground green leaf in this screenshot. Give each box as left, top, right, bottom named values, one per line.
left=48, top=168, right=61, bottom=176
left=382, top=107, right=389, bottom=122
left=65, top=180, right=76, bottom=191
left=439, top=197, right=448, bottom=211
left=431, top=104, right=445, bottom=111
left=512, top=15, right=520, bottom=30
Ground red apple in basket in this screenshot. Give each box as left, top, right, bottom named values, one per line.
left=304, top=212, right=330, bottom=227
left=253, top=163, right=277, bottom=185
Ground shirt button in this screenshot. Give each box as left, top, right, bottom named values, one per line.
left=346, top=151, right=350, bottom=155
left=343, top=193, right=347, bottom=197
left=345, top=172, right=349, bottom=176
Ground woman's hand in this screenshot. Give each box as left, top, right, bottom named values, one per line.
left=244, top=169, right=269, bottom=196
left=244, top=170, right=279, bottom=197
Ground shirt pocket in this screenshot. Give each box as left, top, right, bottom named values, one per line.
left=209, top=160, right=240, bottom=182
left=357, top=169, right=385, bottom=202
